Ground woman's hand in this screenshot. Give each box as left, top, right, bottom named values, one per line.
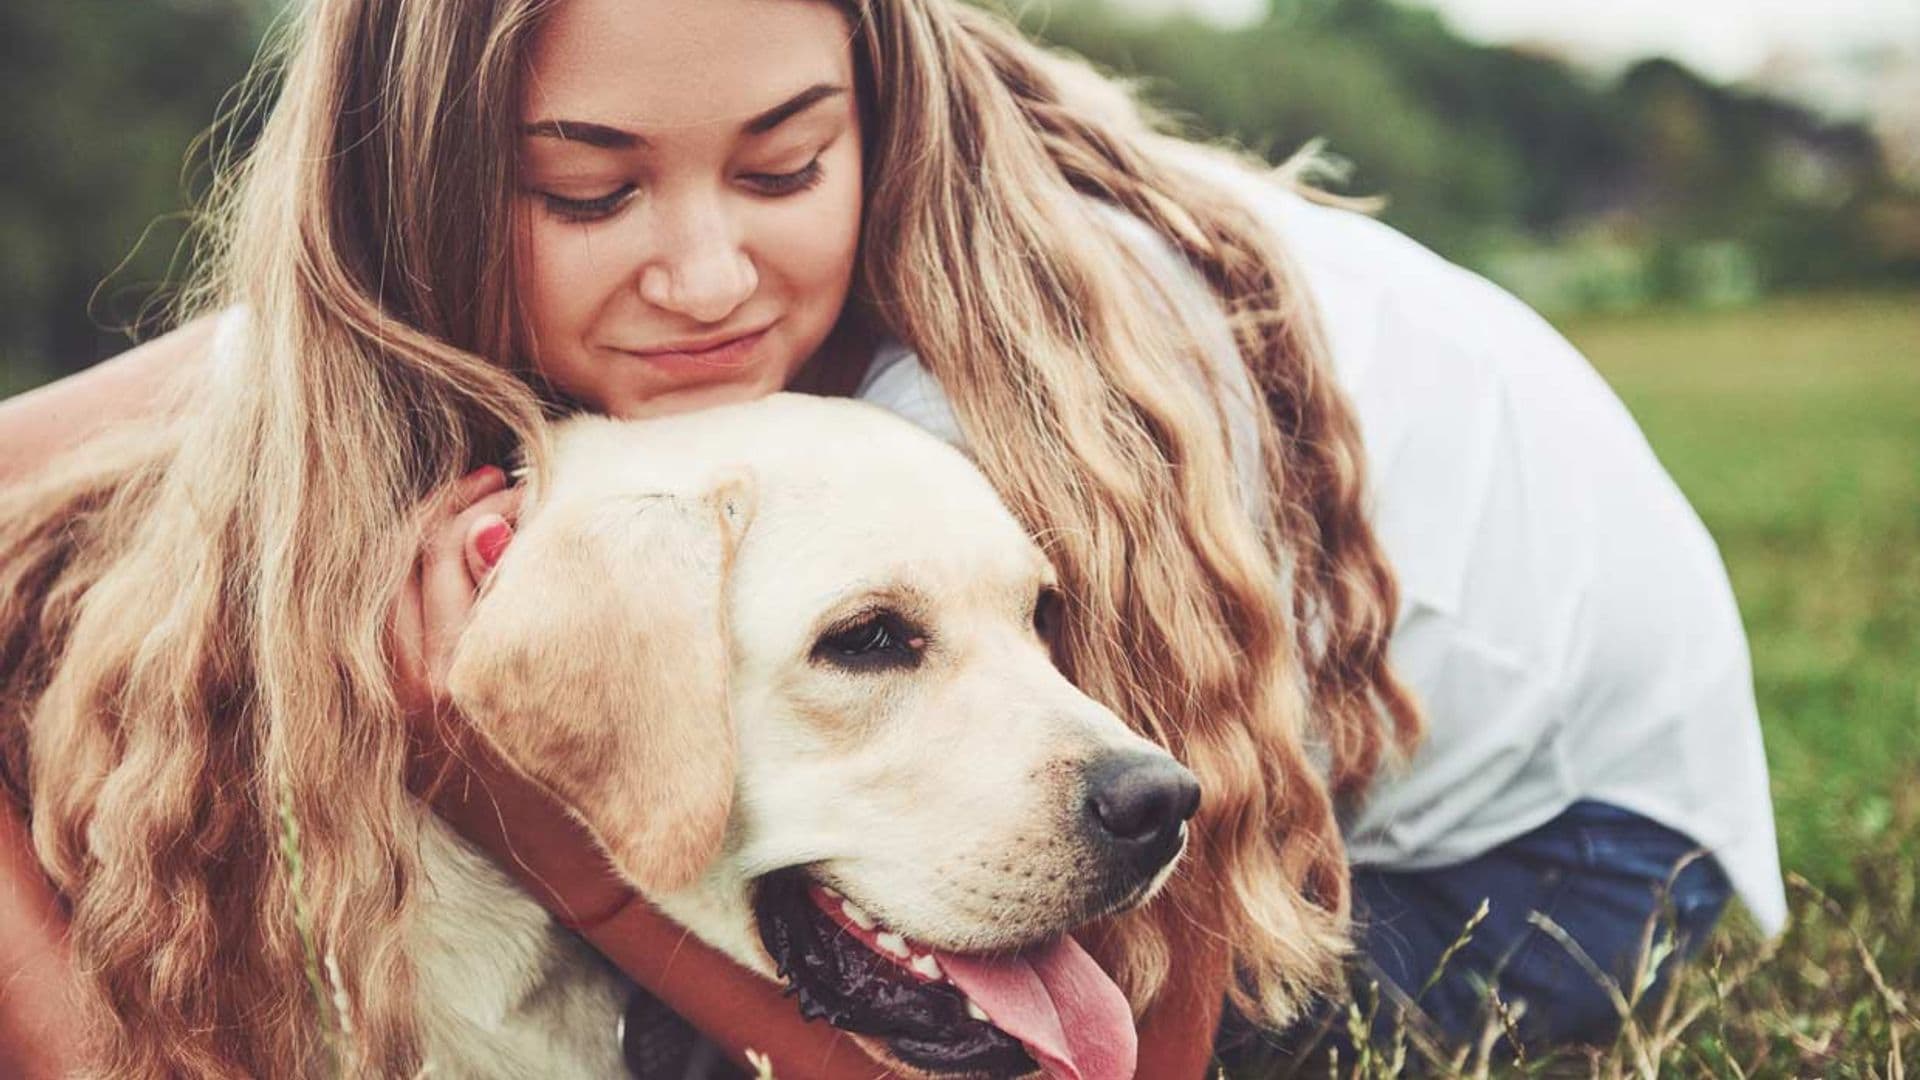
left=390, top=465, right=636, bottom=926
left=389, top=465, right=518, bottom=729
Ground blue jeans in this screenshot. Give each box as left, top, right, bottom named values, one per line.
left=1215, top=800, right=1733, bottom=1064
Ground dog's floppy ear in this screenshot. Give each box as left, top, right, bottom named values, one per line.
left=448, top=474, right=754, bottom=894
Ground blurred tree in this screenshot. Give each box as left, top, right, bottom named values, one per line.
left=1027, top=0, right=1915, bottom=303
left=1031, top=0, right=1609, bottom=259
left=0, top=0, right=264, bottom=379
left=3, top=0, right=1912, bottom=390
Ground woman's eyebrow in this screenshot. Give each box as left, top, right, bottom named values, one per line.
left=522, top=83, right=847, bottom=148
left=521, top=119, right=640, bottom=149
left=741, top=83, right=844, bottom=135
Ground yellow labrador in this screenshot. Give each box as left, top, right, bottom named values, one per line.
left=411, top=394, right=1198, bottom=1078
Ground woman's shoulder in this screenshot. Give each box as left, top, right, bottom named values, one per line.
left=853, top=338, right=965, bottom=448
left=0, top=312, right=222, bottom=487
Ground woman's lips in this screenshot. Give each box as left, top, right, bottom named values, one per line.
left=614, top=327, right=770, bottom=374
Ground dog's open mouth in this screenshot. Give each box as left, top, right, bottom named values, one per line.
left=752, top=869, right=1136, bottom=1079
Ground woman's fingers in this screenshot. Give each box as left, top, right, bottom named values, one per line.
left=419, top=485, right=523, bottom=691
left=412, top=466, right=506, bottom=565
left=388, top=466, right=511, bottom=720
left=464, top=513, right=516, bottom=586
left=447, top=464, right=508, bottom=508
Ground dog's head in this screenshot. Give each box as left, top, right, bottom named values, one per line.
left=448, top=394, right=1195, bottom=1077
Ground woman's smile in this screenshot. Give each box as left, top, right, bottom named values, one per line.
left=610, top=325, right=774, bottom=375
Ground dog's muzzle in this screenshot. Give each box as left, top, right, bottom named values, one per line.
left=748, top=751, right=1200, bottom=1079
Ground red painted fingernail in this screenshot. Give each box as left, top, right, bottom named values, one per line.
left=471, top=465, right=505, bottom=485
left=476, top=520, right=513, bottom=568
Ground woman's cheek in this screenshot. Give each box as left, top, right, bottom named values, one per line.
left=515, top=215, right=564, bottom=348
left=520, top=216, right=617, bottom=355
left=821, top=145, right=865, bottom=275
left=769, top=159, right=862, bottom=312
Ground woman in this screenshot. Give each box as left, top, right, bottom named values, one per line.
left=0, top=0, right=1778, bottom=1076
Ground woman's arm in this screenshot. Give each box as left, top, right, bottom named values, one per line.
left=0, top=798, right=86, bottom=1079
left=0, top=315, right=215, bottom=486
left=0, top=335, right=878, bottom=1080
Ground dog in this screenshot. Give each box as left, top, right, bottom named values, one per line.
left=409, top=393, right=1200, bottom=1078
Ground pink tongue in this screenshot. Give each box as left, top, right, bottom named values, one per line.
left=936, top=936, right=1136, bottom=1080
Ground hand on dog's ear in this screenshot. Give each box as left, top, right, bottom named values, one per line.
left=448, top=472, right=755, bottom=895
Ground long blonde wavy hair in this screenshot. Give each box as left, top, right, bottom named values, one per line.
left=0, top=0, right=1419, bottom=1074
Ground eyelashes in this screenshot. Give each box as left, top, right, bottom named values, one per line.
left=535, top=156, right=827, bottom=223
left=743, top=157, right=825, bottom=198
left=540, top=185, right=637, bottom=222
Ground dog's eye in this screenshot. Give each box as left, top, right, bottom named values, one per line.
left=813, top=612, right=925, bottom=671
left=1033, top=587, right=1064, bottom=641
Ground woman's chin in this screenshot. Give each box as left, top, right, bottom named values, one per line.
left=600, top=372, right=787, bottom=421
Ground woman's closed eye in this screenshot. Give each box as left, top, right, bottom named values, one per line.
left=534, top=156, right=828, bottom=223
left=740, top=155, right=825, bottom=197
left=539, top=184, right=639, bottom=223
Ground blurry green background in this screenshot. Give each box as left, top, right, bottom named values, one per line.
left=3, top=0, right=1916, bottom=1005
left=4, top=0, right=1917, bottom=381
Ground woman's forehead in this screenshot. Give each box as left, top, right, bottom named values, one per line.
left=522, top=0, right=855, bottom=137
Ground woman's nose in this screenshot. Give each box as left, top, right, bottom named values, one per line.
left=635, top=195, right=758, bottom=324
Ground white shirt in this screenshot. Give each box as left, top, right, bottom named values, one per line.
left=856, top=157, right=1787, bottom=935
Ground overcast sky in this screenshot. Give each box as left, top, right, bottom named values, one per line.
left=1102, top=0, right=1920, bottom=82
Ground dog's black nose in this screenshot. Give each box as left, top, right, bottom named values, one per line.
left=1083, top=751, right=1201, bottom=859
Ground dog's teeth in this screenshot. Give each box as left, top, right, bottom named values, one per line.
left=966, top=999, right=990, bottom=1022
left=841, top=900, right=876, bottom=930
left=910, top=953, right=943, bottom=980
left=875, top=931, right=910, bottom=959
left=820, top=885, right=842, bottom=900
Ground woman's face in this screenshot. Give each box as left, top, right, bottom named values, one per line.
left=516, top=0, right=862, bottom=419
